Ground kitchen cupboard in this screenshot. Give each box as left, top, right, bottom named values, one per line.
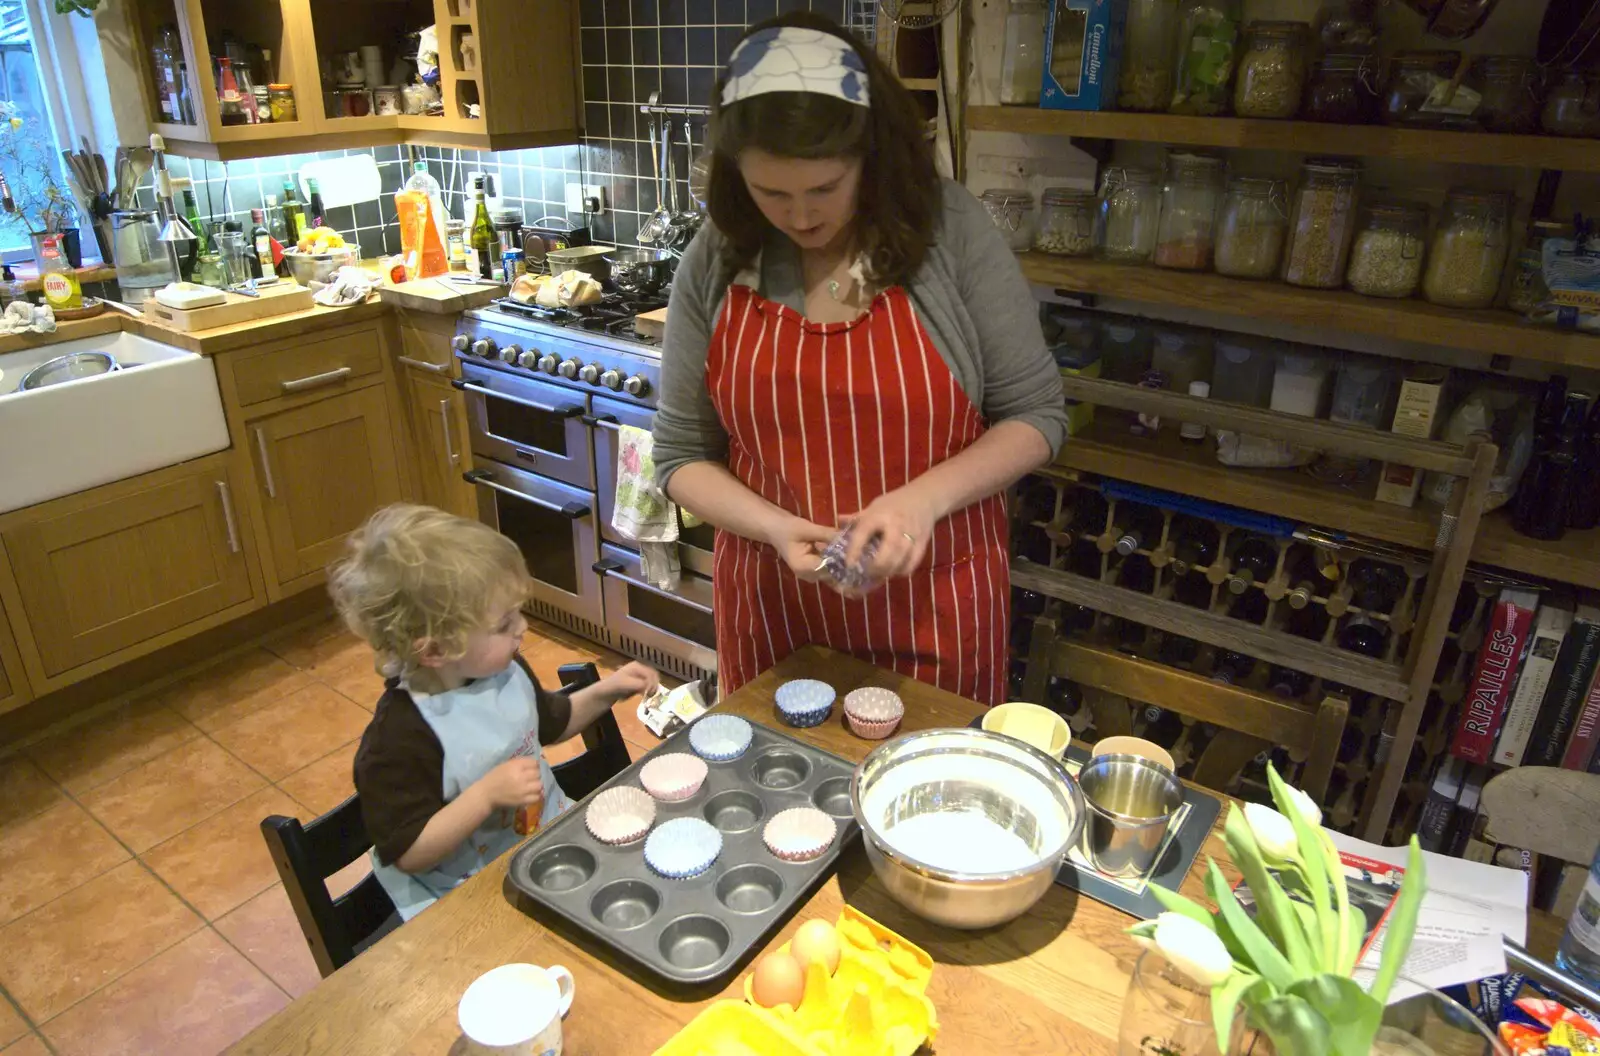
left=392, top=310, right=477, bottom=519
left=0, top=595, right=30, bottom=715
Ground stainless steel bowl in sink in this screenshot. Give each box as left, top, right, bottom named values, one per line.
left=851, top=727, right=1084, bottom=929
left=19, top=350, right=119, bottom=391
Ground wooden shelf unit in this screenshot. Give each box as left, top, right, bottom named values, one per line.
left=969, top=106, right=1600, bottom=173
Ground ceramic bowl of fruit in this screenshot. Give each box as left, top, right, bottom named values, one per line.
left=283, top=228, right=355, bottom=284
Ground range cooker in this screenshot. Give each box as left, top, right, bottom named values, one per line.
left=452, top=295, right=718, bottom=685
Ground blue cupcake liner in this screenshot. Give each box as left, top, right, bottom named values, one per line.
left=688, top=714, right=754, bottom=762
left=775, top=679, right=835, bottom=727
left=643, top=817, right=723, bottom=879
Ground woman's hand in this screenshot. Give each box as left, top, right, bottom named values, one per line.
left=764, top=514, right=836, bottom=582
left=843, top=485, right=940, bottom=580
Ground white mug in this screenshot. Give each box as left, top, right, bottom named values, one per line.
left=458, top=963, right=575, bottom=1056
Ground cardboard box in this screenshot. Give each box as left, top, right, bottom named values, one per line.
left=1041, top=0, right=1128, bottom=112
left=1375, top=366, right=1449, bottom=507
left=1055, top=348, right=1101, bottom=436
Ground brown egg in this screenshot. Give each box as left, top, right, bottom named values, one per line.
left=751, top=950, right=805, bottom=1009
left=791, top=919, right=842, bottom=976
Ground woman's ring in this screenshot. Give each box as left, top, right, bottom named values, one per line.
left=902, top=532, right=916, bottom=543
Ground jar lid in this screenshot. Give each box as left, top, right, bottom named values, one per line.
left=1215, top=333, right=1277, bottom=360
left=1170, top=151, right=1224, bottom=168
left=1100, top=166, right=1158, bottom=188
left=1529, top=218, right=1572, bottom=237
left=1041, top=186, right=1094, bottom=206
left=1154, top=329, right=1191, bottom=351
left=267, top=83, right=292, bottom=90
left=1391, top=50, right=1463, bottom=73
left=981, top=188, right=1033, bottom=205
left=1445, top=186, right=1512, bottom=208
left=336, top=81, right=365, bottom=89
left=1475, top=54, right=1536, bottom=75
left=1246, top=19, right=1310, bottom=40
left=1365, top=200, right=1428, bottom=222
left=1316, top=51, right=1374, bottom=72
left=1302, top=156, right=1363, bottom=177
left=1104, top=324, right=1139, bottom=342
left=1227, top=175, right=1286, bottom=195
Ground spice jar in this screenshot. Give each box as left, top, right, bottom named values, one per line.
left=1506, top=219, right=1569, bottom=316
left=1475, top=56, right=1542, bottom=134
left=1542, top=70, right=1600, bottom=137
left=267, top=84, right=297, bottom=122
left=1119, top=0, right=1179, bottom=111
left=1303, top=52, right=1380, bottom=124
left=1169, top=0, right=1240, bottom=116
left=1034, top=187, right=1096, bottom=256
left=1421, top=188, right=1510, bottom=309
left=1214, top=175, right=1287, bottom=279
left=1000, top=0, right=1047, bottom=105
left=1346, top=201, right=1427, bottom=299
left=1232, top=21, right=1309, bottom=119
left=1154, top=152, right=1224, bottom=270
left=1095, top=167, right=1162, bottom=263
left=1282, top=158, right=1361, bottom=289
left=1381, top=51, right=1479, bottom=130
left=981, top=189, right=1036, bottom=252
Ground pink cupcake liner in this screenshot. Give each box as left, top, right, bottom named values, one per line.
left=844, top=687, right=905, bottom=723
left=639, top=753, right=709, bottom=802
left=762, top=806, right=838, bottom=863
left=584, top=785, right=657, bottom=845
left=846, top=712, right=903, bottom=740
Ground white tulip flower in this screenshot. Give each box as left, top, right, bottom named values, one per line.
left=1243, top=802, right=1299, bottom=861
left=1153, top=912, right=1233, bottom=987
left=1283, top=784, right=1323, bottom=828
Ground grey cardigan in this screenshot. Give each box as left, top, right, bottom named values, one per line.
left=653, top=179, right=1069, bottom=488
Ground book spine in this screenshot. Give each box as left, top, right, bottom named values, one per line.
left=1451, top=594, right=1538, bottom=764
left=1418, top=758, right=1464, bottom=852
left=1494, top=607, right=1573, bottom=766
left=1445, top=767, right=1484, bottom=858
left=1525, top=618, right=1600, bottom=767
left=1560, top=667, right=1600, bottom=770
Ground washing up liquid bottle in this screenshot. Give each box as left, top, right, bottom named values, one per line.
left=394, top=161, right=449, bottom=280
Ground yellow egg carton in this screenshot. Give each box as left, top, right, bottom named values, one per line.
left=836, top=906, right=933, bottom=994
left=654, top=1000, right=825, bottom=1056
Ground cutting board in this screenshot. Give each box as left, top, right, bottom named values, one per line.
left=142, top=282, right=314, bottom=331
left=635, top=307, right=668, bottom=341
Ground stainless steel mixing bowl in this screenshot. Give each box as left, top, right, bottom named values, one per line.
left=851, top=727, right=1084, bottom=929
left=19, top=350, right=119, bottom=391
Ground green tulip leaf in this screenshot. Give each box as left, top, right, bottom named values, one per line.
left=1206, top=859, right=1296, bottom=992
left=1224, top=806, right=1315, bottom=976
left=1127, top=920, right=1159, bottom=943
left=1211, top=968, right=1265, bottom=1052
left=1268, top=767, right=1336, bottom=970
left=1151, top=883, right=1219, bottom=930
left=1252, top=994, right=1333, bottom=1056
left=1288, top=974, right=1383, bottom=1056
left=1370, top=838, right=1427, bottom=1004
left=1342, top=908, right=1366, bottom=976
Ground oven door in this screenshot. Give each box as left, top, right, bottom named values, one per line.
left=456, top=362, right=595, bottom=490
left=592, top=395, right=716, bottom=578
left=595, top=543, right=717, bottom=682
left=466, top=461, right=604, bottom=637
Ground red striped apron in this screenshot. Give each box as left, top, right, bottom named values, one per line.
left=704, top=281, right=1009, bottom=706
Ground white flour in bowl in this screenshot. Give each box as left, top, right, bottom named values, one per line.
left=883, top=811, right=1039, bottom=873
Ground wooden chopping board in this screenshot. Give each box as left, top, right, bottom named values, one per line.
left=142, top=282, right=314, bottom=331
left=635, top=307, right=668, bottom=341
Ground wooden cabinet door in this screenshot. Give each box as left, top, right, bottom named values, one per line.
left=400, top=370, right=478, bottom=519
left=2, top=457, right=255, bottom=678
left=251, top=385, right=403, bottom=591
left=0, top=594, right=30, bottom=715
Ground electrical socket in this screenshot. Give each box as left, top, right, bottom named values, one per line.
left=565, top=183, right=607, bottom=215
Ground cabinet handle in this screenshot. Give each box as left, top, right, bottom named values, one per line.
left=254, top=427, right=276, bottom=498
left=439, top=398, right=459, bottom=466
left=280, top=366, right=353, bottom=393
left=216, top=480, right=240, bottom=554
left=398, top=355, right=449, bottom=374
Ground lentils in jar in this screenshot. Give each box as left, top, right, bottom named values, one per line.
left=1282, top=158, right=1361, bottom=289
left=1034, top=187, right=1096, bottom=256
left=1421, top=188, right=1510, bottom=309
left=1153, top=152, right=1225, bottom=271
left=1214, top=175, right=1287, bottom=279
left=1233, top=21, right=1310, bottom=119
left=1345, top=202, right=1427, bottom=299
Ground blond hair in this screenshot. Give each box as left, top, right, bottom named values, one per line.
left=328, top=504, right=531, bottom=682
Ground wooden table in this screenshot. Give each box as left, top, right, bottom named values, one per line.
left=228, top=646, right=1559, bottom=1055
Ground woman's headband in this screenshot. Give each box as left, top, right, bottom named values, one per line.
left=721, top=27, right=871, bottom=109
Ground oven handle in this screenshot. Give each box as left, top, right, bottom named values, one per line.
left=462, top=468, right=592, bottom=520
left=583, top=413, right=621, bottom=431
left=451, top=377, right=584, bottom=418
left=593, top=557, right=715, bottom=616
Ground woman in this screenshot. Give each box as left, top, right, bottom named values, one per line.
left=653, top=13, right=1068, bottom=706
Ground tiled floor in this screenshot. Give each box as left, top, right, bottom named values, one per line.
left=0, top=615, right=658, bottom=1055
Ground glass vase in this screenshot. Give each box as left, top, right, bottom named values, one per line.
left=1121, top=951, right=1243, bottom=1056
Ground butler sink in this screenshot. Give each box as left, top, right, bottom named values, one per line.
left=0, top=329, right=229, bottom=514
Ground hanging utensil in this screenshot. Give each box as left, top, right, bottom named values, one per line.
left=688, top=117, right=710, bottom=211
left=149, top=134, right=195, bottom=247
left=638, top=112, right=674, bottom=245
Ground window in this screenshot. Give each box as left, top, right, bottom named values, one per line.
left=0, top=0, right=64, bottom=255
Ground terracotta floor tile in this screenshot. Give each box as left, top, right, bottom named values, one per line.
left=277, top=740, right=359, bottom=817
left=0, top=995, right=26, bottom=1047
left=215, top=884, right=323, bottom=999
left=42, top=928, right=289, bottom=1056
left=158, top=648, right=314, bottom=734
left=1, top=1034, right=47, bottom=1056
left=626, top=740, right=649, bottom=763
left=266, top=617, right=366, bottom=675
left=80, top=738, right=266, bottom=853
left=315, top=651, right=387, bottom=710
left=209, top=683, right=372, bottom=782
left=143, top=787, right=307, bottom=922
left=610, top=697, right=659, bottom=747
left=544, top=736, right=584, bottom=765
left=0, top=757, right=62, bottom=831
left=0, top=860, right=202, bottom=1022
left=0, top=800, right=129, bottom=927
left=26, top=698, right=200, bottom=795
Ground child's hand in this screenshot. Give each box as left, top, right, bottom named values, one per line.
left=604, top=661, right=660, bottom=701
left=474, top=757, right=546, bottom=811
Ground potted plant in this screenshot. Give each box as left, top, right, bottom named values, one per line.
left=0, top=102, right=84, bottom=267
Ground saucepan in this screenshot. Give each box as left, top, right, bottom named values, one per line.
left=606, top=246, right=676, bottom=295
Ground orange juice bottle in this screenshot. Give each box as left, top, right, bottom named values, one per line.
left=394, top=162, right=448, bottom=280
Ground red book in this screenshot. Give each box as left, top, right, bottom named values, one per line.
left=1559, top=664, right=1600, bottom=770
left=1450, top=588, right=1540, bottom=764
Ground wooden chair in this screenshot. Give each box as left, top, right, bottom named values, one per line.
left=1482, top=766, right=1600, bottom=920
left=260, top=661, right=633, bottom=977
left=1022, top=616, right=1349, bottom=803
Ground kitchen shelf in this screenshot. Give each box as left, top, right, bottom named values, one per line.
left=969, top=106, right=1600, bottom=173
left=1020, top=254, right=1600, bottom=369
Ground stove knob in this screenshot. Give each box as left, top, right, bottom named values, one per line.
left=622, top=375, right=651, bottom=397
left=500, top=343, right=523, bottom=364
left=599, top=368, right=624, bottom=391
left=517, top=348, right=541, bottom=370
left=557, top=357, right=581, bottom=379
left=578, top=363, right=601, bottom=384
left=451, top=334, right=470, bottom=353
left=537, top=353, right=560, bottom=375
left=471, top=337, right=497, bottom=359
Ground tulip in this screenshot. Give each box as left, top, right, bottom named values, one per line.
left=1153, top=912, right=1233, bottom=987
left=1243, top=803, right=1299, bottom=861
left=1281, top=783, right=1323, bottom=828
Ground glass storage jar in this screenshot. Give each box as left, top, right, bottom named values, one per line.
left=268, top=84, right=297, bottom=122
left=1169, top=0, right=1240, bottom=116
left=1421, top=188, right=1511, bottom=309
left=1214, top=175, right=1287, bottom=279
left=1506, top=219, right=1569, bottom=316
left=1095, top=167, right=1162, bottom=263
left=1232, top=21, right=1309, bottom=119
left=1381, top=51, right=1479, bottom=130
left=1303, top=52, right=1380, bottom=124
left=1475, top=55, right=1543, bottom=134
left=1119, top=0, right=1179, bottom=111
left=981, top=188, right=1036, bottom=252
left=1542, top=70, right=1600, bottom=137
left=1034, top=187, right=1096, bottom=255
left=1282, top=158, right=1361, bottom=289
left=1345, top=201, right=1428, bottom=299
left=1000, top=0, right=1047, bottom=105
left=1154, top=152, right=1225, bottom=270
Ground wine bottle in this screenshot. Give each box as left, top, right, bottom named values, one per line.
left=1116, top=553, right=1157, bottom=594
left=306, top=176, right=326, bottom=230
left=1168, top=516, right=1220, bottom=577
left=250, top=208, right=273, bottom=276
left=1212, top=650, right=1257, bottom=685
left=468, top=174, right=495, bottom=280
left=1141, top=705, right=1185, bottom=746
left=1013, top=588, right=1047, bottom=618
left=1112, top=503, right=1164, bottom=557
left=1225, top=534, right=1279, bottom=595
left=1017, top=479, right=1057, bottom=525
left=1337, top=613, right=1388, bottom=658
left=1228, top=590, right=1268, bottom=625
left=1286, top=603, right=1330, bottom=642
left=1269, top=665, right=1313, bottom=699
left=1514, top=391, right=1590, bottom=541
left=1568, top=395, right=1600, bottom=530
left=1066, top=491, right=1110, bottom=537
left=1347, top=558, right=1407, bottom=613
left=1047, top=676, right=1082, bottom=718
left=179, top=188, right=206, bottom=281
left=280, top=182, right=304, bottom=245
left=1158, top=633, right=1201, bottom=669
left=1172, top=570, right=1214, bottom=610
left=1016, top=524, right=1053, bottom=565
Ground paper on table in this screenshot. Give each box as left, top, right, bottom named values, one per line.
left=1330, top=831, right=1529, bottom=1004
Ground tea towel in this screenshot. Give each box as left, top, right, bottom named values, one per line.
left=613, top=424, right=692, bottom=589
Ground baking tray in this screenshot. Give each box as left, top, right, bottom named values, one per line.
left=505, top=716, right=860, bottom=990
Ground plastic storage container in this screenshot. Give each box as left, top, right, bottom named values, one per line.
left=1270, top=350, right=1330, bottom=418
left=980, top=189, right=1036, bottom=252
left=1169, top=0, right=1240, bottom=116
left=1475, top=55, right=1542, bottom=134
left=1303, top=52, right=1379, bottom=124
left=1034, top=187, right=1096, bottom=256
left=1232, top=21, right=1309, bottom=119
left=1119, top=0, right=1179, bottom=112
left=1542, top=70, right=1600, bottom=136
left=1095, top=167, right=1162, bottom=263
left=1210, top=334, right=1278, bottom=407
left=1381, top=51, right=1479, bottom=130
left=1282, top=158, right=1361, bottom=289
left=1151, top=327, right=1214, bottom=396
left=1100, top=320, right=1153, bottom=383
left=1507, top=219, right=1569, bottom=317
left=1328, top=355, right=1397, bottom=430
left=1421, top=187, right=1510, bottom=309
left=1000, top=0, right=1047, bottom=105
left=1345, top=201, right=1427, bottom=299
left=1214, top=175, right=1287, bottom=279
left=1153, top=152, right=1225, bottom=270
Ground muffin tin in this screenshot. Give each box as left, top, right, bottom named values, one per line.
left=505, top=715, right=861, bottom=988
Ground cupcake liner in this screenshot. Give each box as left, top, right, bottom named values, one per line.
left=762, top=806, right=838, bottom=863
left=847, top=712, right=903, bottom=740
left=640, top=753, right=709, bottom=802
left=844, top=687, right=905, bottom=723
left=775, top=679, right=835, bottom=728
left=584, top=785, right=657, bottom=845
left=644, top=816, right=723, bottom=879
left=688, top=715, right=754, bottom=762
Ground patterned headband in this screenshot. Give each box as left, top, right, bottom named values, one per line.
left=721, top=27, right=871, bottom=109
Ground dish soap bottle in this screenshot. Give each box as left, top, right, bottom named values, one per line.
left=38, top=234, right=82, bottom=310
left=394, top=161, right=449, bottom=280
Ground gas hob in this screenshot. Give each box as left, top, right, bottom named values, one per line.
left=456, top=299, right=663, bottom=407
